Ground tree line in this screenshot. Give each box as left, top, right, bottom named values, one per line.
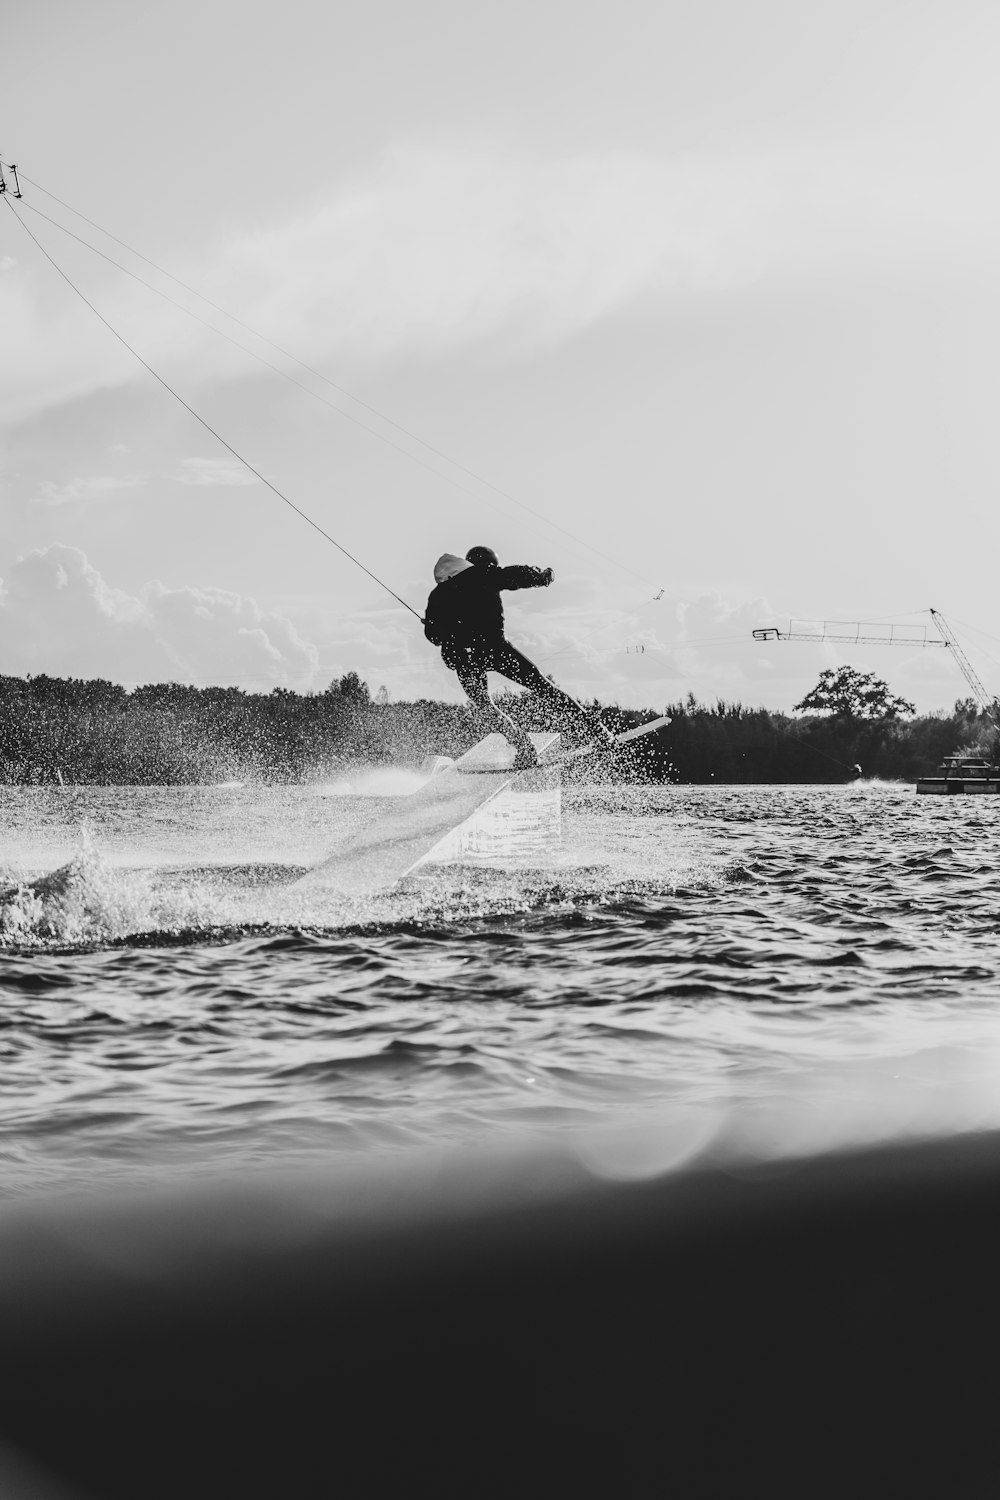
left=0, top=669, right=992, bottom=785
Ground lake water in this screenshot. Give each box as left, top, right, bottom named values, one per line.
left=3, top=776, right=1000, bottom=1199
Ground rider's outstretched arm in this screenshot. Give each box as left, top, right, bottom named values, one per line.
left=495, top=565, right=553, bottom=592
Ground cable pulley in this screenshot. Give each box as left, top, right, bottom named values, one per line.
left=0, top=157, right=22, bottom=198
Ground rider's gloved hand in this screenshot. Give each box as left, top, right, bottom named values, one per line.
left=540, top=567, right=554, bottom=586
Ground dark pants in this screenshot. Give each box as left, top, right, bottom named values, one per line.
left=448, top=639, right=594, bottom=748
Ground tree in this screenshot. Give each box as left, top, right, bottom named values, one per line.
left=326, top=671, right=371, bottom=705
left=794, top=667, right=915, bottom=721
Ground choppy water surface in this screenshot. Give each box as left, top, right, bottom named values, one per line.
left=2, top=777, right=1000, bottom=1197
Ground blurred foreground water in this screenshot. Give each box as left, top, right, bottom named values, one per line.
left=2, top=777, right=1000, bottom=1197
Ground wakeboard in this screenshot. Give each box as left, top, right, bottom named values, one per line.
left=542, top=715, right=670, bottom=766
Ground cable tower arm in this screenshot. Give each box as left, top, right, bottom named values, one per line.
left=754, top=612, right=1000, bottom=728
left=929, top=609, right=1000, bottom=725
left=751, top=622, right=946, bottom=647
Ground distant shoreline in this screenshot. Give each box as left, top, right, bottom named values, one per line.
left=0, top=672, right=990, bottom=786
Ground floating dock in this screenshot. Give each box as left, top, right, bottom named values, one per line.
left=916, top=754, right=1000, bottom=794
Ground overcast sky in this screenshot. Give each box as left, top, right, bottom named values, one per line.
left=3, top=0, right=1000, bottom=712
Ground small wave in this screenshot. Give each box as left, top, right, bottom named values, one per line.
left=0, top=836, right=269, bottom=951
left=0, top=780, right=725, bottom=953
left=0, top=837, right=154, bottom=948
left=0, top=840, right=731, bottom=954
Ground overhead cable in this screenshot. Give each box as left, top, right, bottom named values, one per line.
left=18, top=170, right=660, bottom=591
left=5, top=197, right=423, bottom=621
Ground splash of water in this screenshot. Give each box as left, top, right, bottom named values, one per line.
left=317, top=765, right=440, bottom=798
left=0, top=828, right=249, bottom=949
left=0, top=829, right=151, bottom=946
left=0, top=781, right=728, bottom=952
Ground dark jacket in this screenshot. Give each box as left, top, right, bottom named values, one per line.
left=424, top=564, right=550, bottom=660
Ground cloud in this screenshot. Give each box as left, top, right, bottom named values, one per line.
left=675, top=594, right=781, bottom=665
left=0, top=550, right=968, bottom=712
left=313, top=606, right=445, bottom=702
left=490, top=584, right=791, bottom=705
left=176, top=456, right=259, bottom=487
left=498, top=585, right=974, bottom=712
left=0, top=545, right=318, bottom=689
left=223, top=138, right=995, bottom=367
left=6, top=128, right=1000, bottom=424
left=251, top=132, right=1000, bottom=355
left=33, top=473, right=146, bottom=505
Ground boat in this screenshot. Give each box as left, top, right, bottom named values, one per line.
left=916, top=754, right=1000, bottom=795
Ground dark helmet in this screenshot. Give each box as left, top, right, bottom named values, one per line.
left=466, top=546, right=500, bottom=569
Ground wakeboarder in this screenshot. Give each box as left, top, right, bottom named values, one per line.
left=424, top=546, right=615, bottom=769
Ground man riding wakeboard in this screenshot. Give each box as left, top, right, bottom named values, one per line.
left=424, top=546, right=616, bottom=769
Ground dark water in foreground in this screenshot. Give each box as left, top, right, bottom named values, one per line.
left=2, top=777, right=1000, bottom=1198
